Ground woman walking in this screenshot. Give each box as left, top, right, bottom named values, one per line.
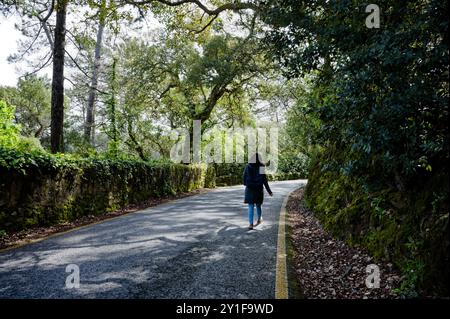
left=243, top=153, right=273, bottom=230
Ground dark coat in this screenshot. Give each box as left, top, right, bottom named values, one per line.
left=243, top=163, right=272, bottom=204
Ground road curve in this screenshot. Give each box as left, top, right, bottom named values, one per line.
left=0, top=180, right=306, bottom=299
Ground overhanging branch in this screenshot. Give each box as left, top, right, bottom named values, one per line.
left=123, top=0, right=258, bottom=16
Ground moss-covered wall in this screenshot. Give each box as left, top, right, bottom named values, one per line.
left=304, top=152, right=449, bottom=297
left=0, top=149, right=213, bottom=232
left=0, top=148, right=304, bottom=232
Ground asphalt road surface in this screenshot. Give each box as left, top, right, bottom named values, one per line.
left=0, top=180, right=305, bottom=299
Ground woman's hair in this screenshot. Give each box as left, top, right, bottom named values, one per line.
left=249, top=153, right=269, bottom=166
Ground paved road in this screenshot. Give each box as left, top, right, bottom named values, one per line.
left=0, top=180, right=305, bottom=299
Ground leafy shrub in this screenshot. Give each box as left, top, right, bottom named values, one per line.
left=0, top=100, right=21, bottom=148
left=0, top=100, right=44, bottom=152
left=0, top=147, right=214, bottom=232
left=278, top=151, right=309, bottom=178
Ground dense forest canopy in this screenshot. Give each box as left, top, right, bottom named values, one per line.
left=0, top=0, right=448, bottom=297
left=1, top=0, right=291, bottom=157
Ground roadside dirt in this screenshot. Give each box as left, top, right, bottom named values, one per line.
left=286, top=188, right=402, bottom=299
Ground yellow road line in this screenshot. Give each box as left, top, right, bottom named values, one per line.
left=275, top=188, right=295, bottom=299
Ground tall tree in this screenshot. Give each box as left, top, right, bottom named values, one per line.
left=50, top=0, right=68, bottom=153
left=84, top=0, right=107, bottom=145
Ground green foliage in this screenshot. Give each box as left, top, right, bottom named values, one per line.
left=117, top=31, right=268, bottom=160
left=213, top=163, right=245, bottom=186
left=0, top=100, right=21, bottom=148
left=265, top=0, right=448, bottom=183
left=0, top=75, right=51, bottom=144
left=0, top=99, right=45, bottom=153
left=264, top=0, right=449, bottom=295
left=278, top=151, right=309, bottom=178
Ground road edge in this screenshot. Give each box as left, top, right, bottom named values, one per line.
left=275, top=188, right=295, bottom=299
left=285, top=187, right=306, bottom=299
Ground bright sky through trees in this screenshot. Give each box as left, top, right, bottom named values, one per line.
left=0, top=16, right=25, bottom=86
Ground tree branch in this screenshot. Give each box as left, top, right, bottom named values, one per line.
left=65, top=49, right=90, bottom=78
left=123, top=0, right=258, bottom=16
left=41, top=19, right=54, bottom=50
left=191, top=13, right=218, bottom=33
left=20, top=51, right=53, bottom=78
left=159, top=83, right=177, bottom=98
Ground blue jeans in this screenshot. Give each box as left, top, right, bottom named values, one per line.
left=248, top=203, right=262, bottom=225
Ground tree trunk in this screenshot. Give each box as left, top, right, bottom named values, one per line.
left=107, top=57, right=119, bottom=156
left=50, top=0, right=68, bottom=153
left=127, top=120, right=147, bottom=161
left=34, top=121, right=44, bottom=138
left=84, top=14, right=105, bottom=145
